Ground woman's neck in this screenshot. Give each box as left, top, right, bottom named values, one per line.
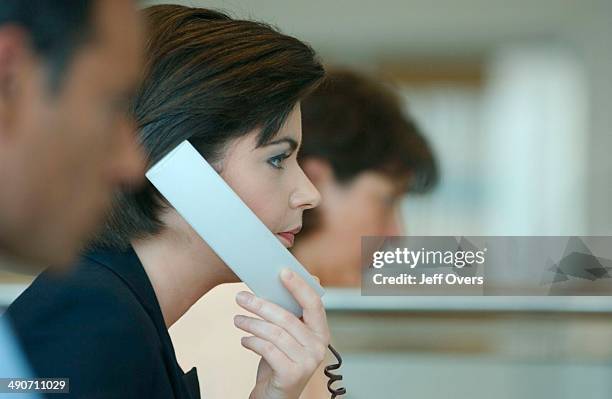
left=131, top=231, right=235, bottom=328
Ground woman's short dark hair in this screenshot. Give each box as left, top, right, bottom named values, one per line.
left=93, top=4, right=324, bottom=250
left=299, top=69, right=438, bottom=233
left=300, top=69, right=438, bottom=189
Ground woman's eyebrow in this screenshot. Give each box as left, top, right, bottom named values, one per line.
left=265, top=137, right=298, bottom=152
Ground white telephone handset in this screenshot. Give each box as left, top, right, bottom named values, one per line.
left=145, top=140, right=325, bottom=317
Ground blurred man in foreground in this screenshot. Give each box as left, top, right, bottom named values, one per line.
left=0, top=0, right=144, bottom=380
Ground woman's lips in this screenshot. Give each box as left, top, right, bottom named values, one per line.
left=276, top=227, right=300, bottom=248
left=276, top=232, right=295, bottom=247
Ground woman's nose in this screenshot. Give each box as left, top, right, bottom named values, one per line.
left=290, top=168, right=322, bottom=210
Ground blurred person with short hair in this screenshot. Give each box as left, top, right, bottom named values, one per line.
left=294, top=68, right=438, bottom=287
left=0, top=0, right=144, bottom=381
left=294, top=69, right=438, bottom=398
left=0, top=0, right=144, bottom=268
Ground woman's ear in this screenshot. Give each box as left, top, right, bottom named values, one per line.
left=300, top=157, right=333, bottom=188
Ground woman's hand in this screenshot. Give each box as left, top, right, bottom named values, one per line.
left=234, top=269, right=330, bottom=399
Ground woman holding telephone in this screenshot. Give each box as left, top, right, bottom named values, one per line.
left=6, top=5, right=332, bottom=399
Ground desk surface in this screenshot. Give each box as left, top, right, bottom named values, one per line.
left=3, top=284, right=612, bottom=313
left=323, top=288, right=612, bottom=313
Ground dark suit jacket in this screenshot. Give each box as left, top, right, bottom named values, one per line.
left=4, top=247, right=201, bottom=399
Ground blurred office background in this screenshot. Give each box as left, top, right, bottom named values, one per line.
left=3, top=0, right=612, bottom=398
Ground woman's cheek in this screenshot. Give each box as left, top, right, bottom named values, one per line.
left=224, top=172, right=270, bottom=223
left=245, top=192, right=282, bottom=231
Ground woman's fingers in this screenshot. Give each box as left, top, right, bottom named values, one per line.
left=235, top=290, right=317, bottom=348
left=235, top=275, right=332, bottom=397
left=240, top=335, right=293, bottom=371
left=234, top=269, right=330, bottom=371
left=234, top=315, right=303, bottom=362
left=279, top=269, right=329, bottom=341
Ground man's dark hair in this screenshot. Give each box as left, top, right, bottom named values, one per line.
left=299, top=69, right=438, bottom=233
left=0, top=0, right=95, bottom=90
left=93, top=4, right=325, bottom=250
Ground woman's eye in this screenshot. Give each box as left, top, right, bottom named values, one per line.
left=267, top=154, right=289, bottom=169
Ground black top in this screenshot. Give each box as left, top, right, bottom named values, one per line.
left=4, top=247, right=201, bottom=399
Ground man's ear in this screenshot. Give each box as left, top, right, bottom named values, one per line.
left=301, top=157, right=334, bottom=187
left=0, top=25, right=28, bottom=138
